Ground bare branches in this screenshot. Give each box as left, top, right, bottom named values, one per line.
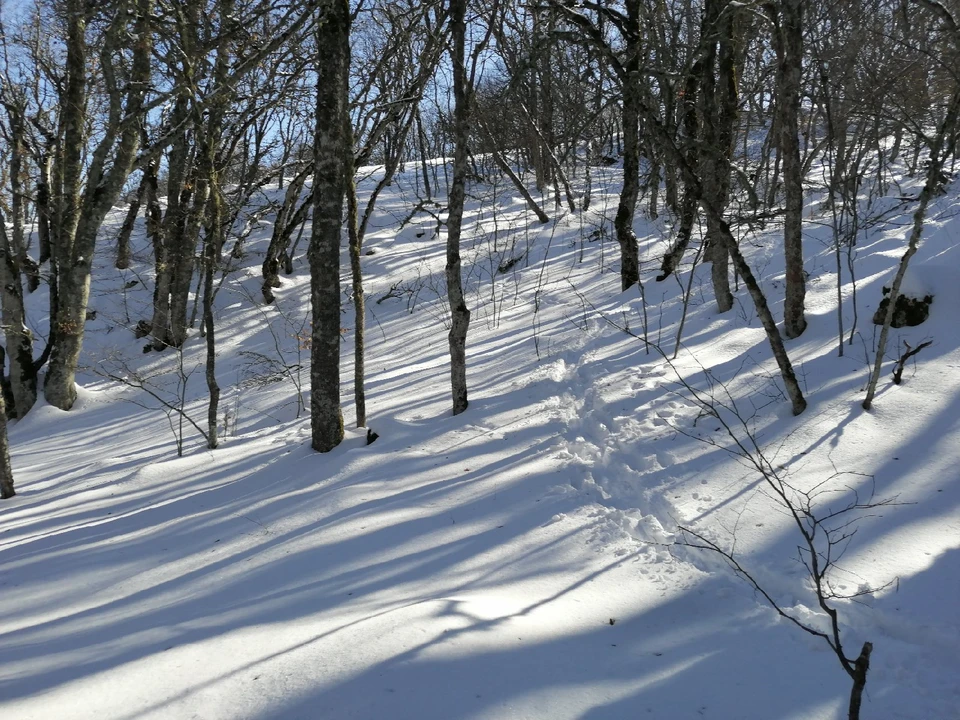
left=95, top=351, right=210, bottom=457
left=672, top=370, right=898, bottom=717
left=893, top=339, right=933, bottom=385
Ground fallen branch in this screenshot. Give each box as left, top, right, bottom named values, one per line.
left=892, top=339, right=932, bottom=385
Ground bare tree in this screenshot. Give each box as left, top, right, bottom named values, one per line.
left=444, top=0, right=497, bottom=415
left=770, top=0, right=808, bottom=338
left=675, top=373, right=893, bottom=720
left=864, top=0, right=960, bottom=409
left=44, top=0, right=154, bottom=410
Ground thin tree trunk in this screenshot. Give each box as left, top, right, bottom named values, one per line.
left=36, top=156, right=53, bottom=265
left=517, top=102, right=577, bottom=213
left=478, top=119, right=550, bottom=223
left=345, top=123, right=366, bottom=428
left=863, top=86, right=960, bottom=409
left=416, top=110, right=433, bottom=200
left=646, top=114, right=808, bottom=415
left=658, top=66, right=702, bottom=281
left=150, top=103, right=192, bottom=348
left=203, top=215, right=220, bottom=449
left=447, top=0, right=472, bottom=415
left=116, top=175, right=149, bottom=270
left=0, top=383, right=14, bottom=499
left=262, top=165, right=311, bottom=302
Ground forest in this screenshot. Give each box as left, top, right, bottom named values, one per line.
left=1, top=0, right=959, bottom=718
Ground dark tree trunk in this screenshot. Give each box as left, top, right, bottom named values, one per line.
left=614, top=0, right=642, bottom=291
left=657, top=64, right=702, bottom=281
left=775, top=0, right=808, bottom=338
left=37, top=157, right=53, bottom=265
left=203, top=213, right=220, bottom=450
left=847, top=642, right=872, bottom=720
left=310, top=0, right=350, bottom=451
left=0, top=382, right=14, bottom=499
left=446, top=0, right=472, bottom=415
left=699, top=0, right=732, bottom=313
left=262, top=165, right=311, bottom=302
left=116, top=175, right=149, bottom=270
left=150, top=102, right=192, bottom=349
left=700, top=0, right=742, bottom=313
left=345, top=123, right=366, bottom=429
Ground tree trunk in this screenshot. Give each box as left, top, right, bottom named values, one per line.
left=864, top=85, right=960, bottom=409
left=645, top=115, right=808, bottom=415
left=478, top=120, right=550, bottom=223
left=262, top=165, right=311, bottom=302
left=0, top=383, right=14, bottom=499
left=446, top=0, right=472, bottom=416
left=45, top=0, right=152, bottom=409
left=699, top=0, right=733, bottom=313
left=200, top=0, right=233, bottom=449
left=847, top=642, right=872, bottom=720
left=45, top=244, right=92, bottom=410
left=310, top=0, right=349, bottom=451
left=345, top=123, right=366, bottom=428
left=776, top=0, right=808, bottom=338
left=0, top=213, right=36, bottom=418
left=150, top=103, right=193, bottom=349
left=203, top=210, right=220, bottom=449
left=614, top=0, right=642, bottom=291
left=657, top=65, right=702, bottom=281
left=116, top=175, right=149, bottom=270
left=37, top=156, right=53, bottom=265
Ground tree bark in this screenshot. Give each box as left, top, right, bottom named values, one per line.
left=614, top=0, right=642, bottom=291
left=775, top=0, right=808, bottom=338
left=699, top=0, right=733, bottom=313
left=0, top=213, right=36, bottom=418
left=310, top=0, right=350, bottom=451
left=0, top=383, right=14, bottom=499
left=262, top=164, right=311, bottom=302
left=345, top=123, right=366, bottom=428
left=847, top=641, right=872, bottom=720
left=658, top=59, right=702, bottom=281
left=37, top=156, right=53, bottom=265
left=0, top=101, right=38, bottom=414
left=446, top=0, right=472, bottom=415
left=116, top=174, right=149, bottom=270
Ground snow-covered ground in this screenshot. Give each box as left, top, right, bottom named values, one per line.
left=1, top=158, right=958, bottom=719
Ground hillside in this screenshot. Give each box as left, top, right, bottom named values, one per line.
left=1, top=157, right=958, bottom=720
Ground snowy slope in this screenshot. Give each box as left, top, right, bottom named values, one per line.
left=1, top=158, right=958, bottom=720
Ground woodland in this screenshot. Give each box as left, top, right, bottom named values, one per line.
left=1, top=1, right=959, bottom=719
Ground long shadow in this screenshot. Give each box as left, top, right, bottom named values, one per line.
left=0, top=384, right=599, bottom=703
left=257, top=573, right=845, bottom=720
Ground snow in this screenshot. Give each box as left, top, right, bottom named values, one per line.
left=2, top=159, right=959, bottom=719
